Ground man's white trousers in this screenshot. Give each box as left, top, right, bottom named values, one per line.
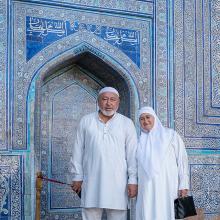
left=82, top=208, right=127, bottom=220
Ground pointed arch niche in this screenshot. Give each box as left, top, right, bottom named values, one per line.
left=26, top=40, right=140, bottom=219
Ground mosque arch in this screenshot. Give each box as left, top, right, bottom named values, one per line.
left=26, top=38, right=140, bottom=219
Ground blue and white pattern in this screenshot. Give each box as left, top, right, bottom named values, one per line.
left=0, top=0, right=219, bottom=219
left=0, top=0, right=7, bottom=151
left=0, top=155, right=23, bottom=219
left=13, top=3, right=152, bottom=150
left=24, top=0, right=154, bottom=14
left=189, top=154, right=220, bottom=219
left=174, top=0, right=220, bottom=150
left=26, top=16, right=141, bottom=66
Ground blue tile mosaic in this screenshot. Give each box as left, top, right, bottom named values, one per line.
left=26, top=16, right=140, bottom=67
left=0, top=0, right=219, bottom=219
left=0, top=155, right=23, bottom=220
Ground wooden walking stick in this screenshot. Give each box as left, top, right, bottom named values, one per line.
left=35, top=172, right=43, bottom=220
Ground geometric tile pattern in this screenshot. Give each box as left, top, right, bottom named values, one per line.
left=210, top=0, right=220, bottom=109
left=154, top=0, right=170, bottom=125
left=196, top=0, right=220, bottom=118
left=0, top=0, right=218, bottom=219
left=0, top=155, right=23, bottom=220
left=12, top=2, right=152, bottom=150
left=191, top=165, right=220, bottom=214
left=39, top=67, right=98, bottom=217
left=189, top=154, right=220, bottom=219
left=174, top=0, right=220, bottom=149
left=0, top=0, right=7, bottom=151
left=34, top=0, right=154, bottom=15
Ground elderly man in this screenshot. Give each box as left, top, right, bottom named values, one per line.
left=70, top=87, right=137, bottom=220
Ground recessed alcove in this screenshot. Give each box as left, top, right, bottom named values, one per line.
left=33, top=50, right=139, bottom=219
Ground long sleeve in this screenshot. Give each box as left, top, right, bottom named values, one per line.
left=70, top=118, right=85, bottom=181
left=125, top=119, right=138, bottom=184
left=172, top=131, right=189, bottom=190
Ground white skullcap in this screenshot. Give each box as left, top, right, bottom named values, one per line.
left=98, top=87, right=119, bottom=97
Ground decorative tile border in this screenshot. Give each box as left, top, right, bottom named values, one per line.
left=196, top=0, right=220, bottom=121
left=174, top=0, right=220, bottom=149
left=13, top=2, right=152, bottom=149
left=25, top=0, right=154, bottom=15
left=189, top=154, right=220, bottom=218
left=210, top=0, right=220, bottom=109
left=0, top=155, right=23, bottom=219
left=0, top=0, right=7, bottom=150
left=154, top=0, right=169, bottom=125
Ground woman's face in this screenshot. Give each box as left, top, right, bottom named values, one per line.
left=139, top=113, right=155, bottom=131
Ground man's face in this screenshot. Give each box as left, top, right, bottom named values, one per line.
left=139, top=113, right=155, bottom=131
left=98, top=92, right=120, bottom=116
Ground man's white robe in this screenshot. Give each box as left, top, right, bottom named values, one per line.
left=70, top=112, right=137, bottom=210
left=136, top=131, right=189, bottom=220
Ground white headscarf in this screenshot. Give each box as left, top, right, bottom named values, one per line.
left=98, top=87, right=119, bottom=97
left=137, top=106, right=174, bottom=180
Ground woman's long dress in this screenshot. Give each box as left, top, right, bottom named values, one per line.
left=136, top=131, right=189, bottom=220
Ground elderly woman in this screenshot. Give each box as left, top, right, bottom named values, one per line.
left=136, top=107, right=189, bottom=220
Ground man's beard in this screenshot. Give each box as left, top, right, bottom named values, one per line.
left=100, top=109, right=116, bottom=117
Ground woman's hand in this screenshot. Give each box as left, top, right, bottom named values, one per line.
left=178, top=189, right=188, bottom=197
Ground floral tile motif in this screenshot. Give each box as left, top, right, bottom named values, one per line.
left=0, top=155, right=23, bottom=220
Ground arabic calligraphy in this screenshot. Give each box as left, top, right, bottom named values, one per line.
left=27, top=17, right=67, bottom=38
left=27, top=16, right=139, bottom=46
left=104, top=27, right=139, bottom=45
left=26, top=16, right=140, bottom=67
left=68, top=21, right=139, bottom=46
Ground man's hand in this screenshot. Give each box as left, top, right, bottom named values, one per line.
left=127, top=184, right=138, bottom=198
left=71, top=181, right=83, bottom=194
left=178, top=189, right=188, bottom=197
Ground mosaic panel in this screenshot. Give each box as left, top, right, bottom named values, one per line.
left=0, top=155, right=23, bottom=219
left=210, top=0, right=220, bottom=109
left=33, top=0, right=154, bottom=15
left=196, top=0, right=220, bottom=121
left=191, top=165, right=220, bottom=214
left=0, top=0, right=7, bottom=150
left=4, top=0, right=219, bottom=219
left=13, top=2, right=152, bottom=149
left=38, top=64, right=136, bottom=216
left=26, top=16, right=141, bottom=67
left=189, top=154, right=220, bottom=219
left=39, top=67, right=100, bottom=218
left=154, top=0, right=169, bottom=125
left=174, top=0, right=220, bottom=149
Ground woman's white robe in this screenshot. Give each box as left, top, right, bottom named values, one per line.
left=70, top=112, right=137, bottom=210
left=136, top=131, right=189, bottom=220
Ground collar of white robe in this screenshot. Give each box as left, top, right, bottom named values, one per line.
left=138, top=106, right=174, bottom=180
